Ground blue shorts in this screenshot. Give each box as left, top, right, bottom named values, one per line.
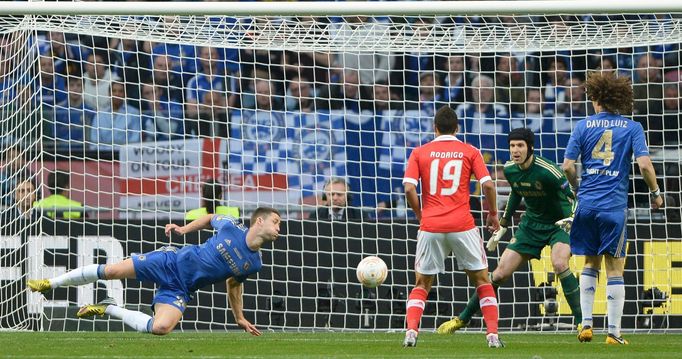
left=132, top=246, right=193, bottom=313
left=570, top=207, right=628, bottom=258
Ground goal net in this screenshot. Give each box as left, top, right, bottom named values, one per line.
left=1, top=2, right=681, bottom=332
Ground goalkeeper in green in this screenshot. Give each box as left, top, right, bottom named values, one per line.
left=437, top=127, right=582, bottom=333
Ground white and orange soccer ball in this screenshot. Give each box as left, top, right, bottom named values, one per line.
left=356, top=256, right=388, bottom=288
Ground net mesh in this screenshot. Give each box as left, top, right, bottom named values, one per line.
left=0, top=11, right=680, bottom=332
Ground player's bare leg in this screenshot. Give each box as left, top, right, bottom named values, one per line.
left=550, top=243, right=582, bottom=325
left=403, top=272, right=434, bottom=347
left=102, top=258, right=137, bottom=280
left=78, top=299, right=180, bottom=335
left=148, top=304, right=184, bottom=335
left=578, top=255, right=602, bottom=342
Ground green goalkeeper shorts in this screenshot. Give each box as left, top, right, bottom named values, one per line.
left=506, top=220, right=569, bottom=259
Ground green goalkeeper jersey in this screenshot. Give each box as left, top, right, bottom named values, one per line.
left=501, top=155, right=575, bottom=226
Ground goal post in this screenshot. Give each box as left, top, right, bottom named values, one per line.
left=0, top=1, right=681, bottom=332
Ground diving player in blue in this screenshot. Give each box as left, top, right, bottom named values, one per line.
left=28, top=207, right=281, bottom=336
left=560, top=72, right=663, bottom=345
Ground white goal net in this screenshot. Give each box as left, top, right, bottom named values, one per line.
left=0, top=1, right=681, bottom=332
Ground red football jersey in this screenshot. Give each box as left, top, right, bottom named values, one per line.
left=403, top=135, right=491, bottom=232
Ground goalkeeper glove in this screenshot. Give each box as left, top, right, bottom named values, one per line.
left=555, top=217, right=573, bottom=234
left=487, top=226, right=507, bottom=252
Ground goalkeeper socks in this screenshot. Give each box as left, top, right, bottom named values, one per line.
left=579, top=267, right=599, bottom=328
left=558, top=268, right=582, bottom=323
left=459, top=275, right=501, bottom=322
left=105, top=305, right=153, bottom=333
left=476, top=283, right=499, bottom=334
left=405, top=287, right=428, bottom=332
left=606, top=276, right=625, bottom=337
left=50, top=264, right=104, bottom=288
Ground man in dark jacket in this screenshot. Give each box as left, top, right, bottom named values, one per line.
left=309, top=177, right=365, bottom=222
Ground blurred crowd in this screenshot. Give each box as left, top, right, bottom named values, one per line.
left=0, top=14, right=677, bottom=151
left=0, top=13, right=680, bottom=217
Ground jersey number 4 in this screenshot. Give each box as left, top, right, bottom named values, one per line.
left=429, top=159, right=463, bottom=195
left=592, top=129, right=615, bottom=166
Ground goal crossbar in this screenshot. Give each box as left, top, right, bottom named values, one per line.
left=2, top=1, right=682, bottom=16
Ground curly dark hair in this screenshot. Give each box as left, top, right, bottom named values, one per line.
left=584, top=71, right=634, bottom=115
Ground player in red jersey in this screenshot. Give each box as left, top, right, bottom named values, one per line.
left=401, top=106, right=502, bottom=348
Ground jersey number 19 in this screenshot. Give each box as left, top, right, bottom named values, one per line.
left=429, top=159, right=463, bottom=195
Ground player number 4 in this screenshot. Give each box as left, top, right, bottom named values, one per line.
left=429, top=159, right=463, bottom=195
left=591, top=129, right=615, bottom=166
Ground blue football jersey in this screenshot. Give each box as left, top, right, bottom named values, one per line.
left=564, top=112, right=649, bottom=210
left=176, top=215, right=262, bottom=292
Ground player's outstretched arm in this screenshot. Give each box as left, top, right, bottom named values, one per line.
left=227, top=277, right=261, bottom=336
left=636, top=155, right=664, bottom=209
left=164, top=214, right=214, bottom=237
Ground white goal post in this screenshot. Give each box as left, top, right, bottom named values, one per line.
left=0, top=1, right=680, bottom=333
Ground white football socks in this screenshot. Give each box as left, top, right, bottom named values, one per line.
left=579, top=267, right=599, bottom=328
left=606, top=276, right=625, bottom=337
left=50, top=264, right=103, bottom=288
left=105, top=305, right=153, bottom=333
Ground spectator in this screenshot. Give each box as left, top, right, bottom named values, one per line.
left=185, top=179, right=239, bottom=220
left=440, top=54, right=471, bottom=106
left=34, top=170, right=83, bottom=219
left=197, top=89, right=230, bottom=137
left=37, top=55, right=67, bottom=110
left=647, top=83, right=682, bottom=146
left=242, top=78, right=282, bottom=112
left=150, top=40, right=197, bottom=84
left=455, top=74, right=509, bottom=133
left=185, top=46, right=233, bottom=119
left=39, top=31, right=83, bottom=77
left=542, top=57, right=570, bottom=116
left=564, top=75, right=593, bottom=119
left=418, top=72, right=446, bottom=117
left=283, top=49, right=330, bottom=85
left=390, top=17, right=439, bottom=101
left=140, top=83, right=184, bottom=142
left=495, top=54, right=525, bottom=113
left=0, top=145, right=33, bottom=207
left=284, top=76, right=315, bottom=113
left=82, top=52, right=118, bottom=111
left=0, top=177, right=40, bottom=223
left=89, top=81, right=142, bottom=151
left=151, top=54, right=183, bottom=102
left=633, top=53, right=664, bottom=116
left=54, top=76, right=94, bottom=147
left=308, top=177, right=366, bottom=222
left=318, top=69, right=373, bottom=112
left=511, top=89, right=545, bottom=132
left=373, top=80, right=401, bottom=113
left=109, top=38, right=153, bottom=101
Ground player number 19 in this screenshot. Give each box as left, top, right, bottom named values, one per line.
left=429, top=159, right=463, bottom=195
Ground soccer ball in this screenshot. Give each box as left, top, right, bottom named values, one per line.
left=356, top=256, right=388, bottom=288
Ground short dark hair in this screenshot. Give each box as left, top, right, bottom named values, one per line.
left=434, top=106, right=458, bottom=134
left=201, top=179, right=223, bottom=214
left=48, top=170, right=70, bottom=194
left=250, top=207, right=280, bottom=225
left=585, top=71, right=634, bottom=114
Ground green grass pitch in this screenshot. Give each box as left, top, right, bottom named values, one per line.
left=2, top=332, right=682, bottom=358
